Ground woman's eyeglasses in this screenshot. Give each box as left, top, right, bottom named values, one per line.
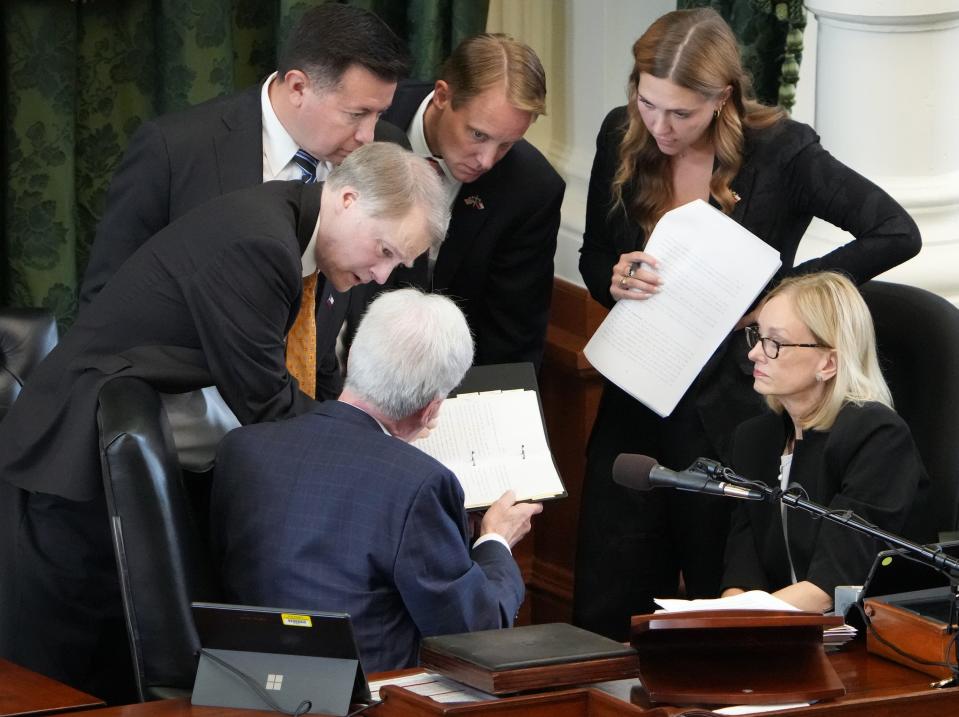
left=745, top=325, right=826, bottom=359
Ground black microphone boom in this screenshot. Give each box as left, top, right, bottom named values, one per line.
left=612, top=454, right=765, bottom=501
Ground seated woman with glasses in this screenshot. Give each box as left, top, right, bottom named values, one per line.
left=721, top=272, right=928, bottom=612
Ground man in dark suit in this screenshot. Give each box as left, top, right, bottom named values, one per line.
left=213, top=288, right=542, bottom=673
left=81, top=3, right=410, bottom=306
left=365, top=34, right=565, bottom=369
left=0, top=144, right=447, bottom=699
left=80, top=5, right=410, bottom=459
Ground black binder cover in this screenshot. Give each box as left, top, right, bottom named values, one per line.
left=421, top=623, right=636, bottom=671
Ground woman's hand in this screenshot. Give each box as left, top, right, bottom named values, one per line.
left=610, top=250, right=662, bottom=301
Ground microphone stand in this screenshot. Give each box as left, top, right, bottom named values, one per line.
left=724, top=470, right=959, bottom=674
left=681, top=457, right=959, bottom=679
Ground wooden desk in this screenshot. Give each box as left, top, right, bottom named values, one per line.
left=42, top=641, right=959, bottom=717
left=0, top=659, right=104, bottom=717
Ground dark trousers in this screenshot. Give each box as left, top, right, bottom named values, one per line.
left=572, top=381, right=736, bottom=641
left=0, top=484, right=135, bottom=704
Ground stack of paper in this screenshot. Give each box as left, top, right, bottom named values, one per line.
left=654, top=590, right=857, bottom=645
left=584, top=199, right=781, bottom=417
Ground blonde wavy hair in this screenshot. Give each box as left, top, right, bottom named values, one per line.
left=613, top=8, right=784, bottom=238
left=762, top=272, right=893, bottom=431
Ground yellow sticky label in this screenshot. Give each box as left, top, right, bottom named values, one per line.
left=881, top=556, right=893, bottom=567
left=281, top=613, right=312, bottom=628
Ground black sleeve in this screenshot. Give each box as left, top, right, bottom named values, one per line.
left=474, top=172, right=565, bottom=368
left=183, top=234, right=318, bottom=425
left=778, top=123, right=921, bottom=283
left=579, top=107, right=630, bottom=310
left=721, top=422, right=773, bottom=593
left=805, top=405, right=924, bottom=596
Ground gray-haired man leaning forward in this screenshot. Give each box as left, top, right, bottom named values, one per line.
left=212, top=288, right=542, bottom=673
left=0, top=143, right=448, bottom=700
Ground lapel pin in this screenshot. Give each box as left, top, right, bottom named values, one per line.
left=464, top=195, right=485, bottom=210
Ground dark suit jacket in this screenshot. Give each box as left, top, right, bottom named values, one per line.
left=211, top=400, right=525, bottom=673
left=0, top=181, right=328, bottom=501
left=372, top=81, right=565, bottom=368
left=722, top=402, right=929, bottom=598
left=580, top=106, right=922, bottom=464
left=80, top=83, right=408, bottom=397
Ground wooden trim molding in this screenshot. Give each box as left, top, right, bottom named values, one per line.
left=523, top=278, right=608, bottom=623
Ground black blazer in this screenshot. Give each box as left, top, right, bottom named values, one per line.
left=722, top=402, right=929, bottom=598
left=80, top=84, right=407, bottom=397
left=82, top=84, right=408, bottom=304
left=213, top=400, right=524, bottom=673
left=581, top=106, right=922, bottom=460
left=377, top=81, right=566, bottom=368
left=0, top=181, right=326, bottom=501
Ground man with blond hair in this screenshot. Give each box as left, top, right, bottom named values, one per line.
left=0, top=143, right=446, bottom=700
left=359, top=33, right=565, bottom=369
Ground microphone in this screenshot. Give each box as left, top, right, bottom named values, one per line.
left=612, top=454, right=766, bottom=501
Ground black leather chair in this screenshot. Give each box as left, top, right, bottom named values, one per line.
left=861, top=280, right=959, bottom=539
left=0, top=307, right=58, bottom=421
left=97, top=377, right=221, bottom=701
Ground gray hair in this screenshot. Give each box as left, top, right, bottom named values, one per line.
left=345, top=288, right=474, bottom=421
left=327, top=142, right=450, bottom=250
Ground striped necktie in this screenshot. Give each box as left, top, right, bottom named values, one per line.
left=285, top=272, right=318, bottom=399
left=292, top=149, right=320, bottom=184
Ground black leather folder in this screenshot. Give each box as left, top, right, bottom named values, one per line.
left=418, top=623, right=640, bottom=695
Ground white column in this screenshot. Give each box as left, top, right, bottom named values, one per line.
left=801, top=0, right=959, bottom=302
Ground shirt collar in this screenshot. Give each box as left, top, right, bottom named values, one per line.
left=409, top=91, right=462, bottom=203
left=338, top=400, right=392, bottom=436
left=301, top=227, right=319, bottom=277
left=261, top=72, right=301, bottom=181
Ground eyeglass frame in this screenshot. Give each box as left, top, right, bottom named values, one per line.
left=744, top=324, right=827, bottom=359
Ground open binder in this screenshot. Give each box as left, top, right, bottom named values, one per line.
left=416, top=362, right=566, bottom=510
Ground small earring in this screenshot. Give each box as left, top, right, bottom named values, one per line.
left=815, top=372, right=824, bottom=383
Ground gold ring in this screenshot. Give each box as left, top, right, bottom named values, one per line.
left=620, top=276, right=628, bottom=288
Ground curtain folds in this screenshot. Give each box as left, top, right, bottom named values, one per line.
left=1, top=0, right=487, bottom=327
left=678, top=0, right=806, bottom=111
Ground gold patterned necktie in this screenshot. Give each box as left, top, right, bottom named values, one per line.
left=285, top=272, right=318, bottom=398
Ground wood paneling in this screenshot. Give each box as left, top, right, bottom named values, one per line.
left=525, top=278, right=608, bottom=623
left=0, top=659, right=104, bottom=717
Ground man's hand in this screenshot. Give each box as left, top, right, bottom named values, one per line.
left=479, top=490, right=543, bottom=548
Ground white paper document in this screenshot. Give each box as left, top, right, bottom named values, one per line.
left=414, top=389, right=565, bottom=510
left=654, top=589, right=857, bottom=645
left=583, top=199, right=781, bottom=417
left=368, top=671, right=494, bottom=703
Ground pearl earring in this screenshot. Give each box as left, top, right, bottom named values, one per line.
left=815, top=372, right=824, bottom=383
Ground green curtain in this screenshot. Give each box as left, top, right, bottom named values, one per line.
left=1, top=0, right=488, bottom=328
left=678, top=0, right=806, bottom=110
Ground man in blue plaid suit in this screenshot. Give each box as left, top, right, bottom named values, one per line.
left=212, top=288, right=541, bottom=673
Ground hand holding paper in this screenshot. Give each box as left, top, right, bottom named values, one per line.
left=584, top=199, right=781, bottom=417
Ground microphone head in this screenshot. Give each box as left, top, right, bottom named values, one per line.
left=612, top=454, right=658, bottom=492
